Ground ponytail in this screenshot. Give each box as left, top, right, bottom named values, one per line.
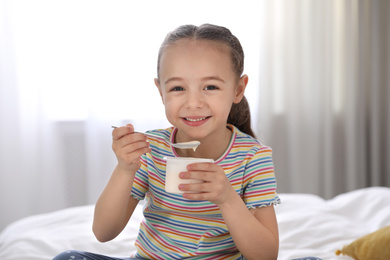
left=227, top=96, right=256, bottom=138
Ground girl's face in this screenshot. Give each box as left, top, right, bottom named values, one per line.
left=155, top=39, right=247, bottom=143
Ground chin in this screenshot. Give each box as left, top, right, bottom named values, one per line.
left=176, top=127, right=207, bottom=140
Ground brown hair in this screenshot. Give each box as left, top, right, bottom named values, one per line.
left=157, top=24, right=256, bottom=138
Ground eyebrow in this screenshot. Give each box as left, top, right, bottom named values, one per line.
left=164, top=76, right=225, bottom=85
left=164, top=77, right=183, bottom=85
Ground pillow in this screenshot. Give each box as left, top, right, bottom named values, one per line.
left=335, top=225, right=390, bottom=260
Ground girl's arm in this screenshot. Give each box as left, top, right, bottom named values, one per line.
left=92, top=125, right=150, bottom=242
left=92, top=166, right=139, bottom=242
left=218, top=191, right=279, bottom=260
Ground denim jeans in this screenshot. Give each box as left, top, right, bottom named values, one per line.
left=52, top=250, right=140, bottom=260
left=292, top=256, right=322, bottom=260
left=53, top=250, right=323, bottom=260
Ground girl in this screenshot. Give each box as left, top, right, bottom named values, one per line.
left=54, top=24, right=282, bottom=260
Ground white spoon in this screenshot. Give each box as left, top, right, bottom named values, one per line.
left=111, top=126, right=200, bottom=151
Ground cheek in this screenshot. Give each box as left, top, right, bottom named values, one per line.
left=219, top=94, right=236, bottom=112
left=214, top=100, right=234, bottom=120
left=223, top=105, right=233, bottom=120
left=163, top=98, right=180, bottom=118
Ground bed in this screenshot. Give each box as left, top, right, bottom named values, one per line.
left=0, top=186, right=389, bottom=260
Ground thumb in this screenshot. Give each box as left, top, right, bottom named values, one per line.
left=126, top=123, right=135, bottom=133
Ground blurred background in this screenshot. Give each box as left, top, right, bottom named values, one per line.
left=0, top=0, right=389, bottom=231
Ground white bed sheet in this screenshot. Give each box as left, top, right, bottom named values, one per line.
left=276, top=186, right=390, bottom=259
left=0, top=187, right=389, bottom=260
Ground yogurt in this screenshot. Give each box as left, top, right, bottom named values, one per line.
left=164, top=157, right=214, bottom=194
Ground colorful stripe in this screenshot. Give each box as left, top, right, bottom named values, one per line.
left=131, top=125, right=280, bottom=259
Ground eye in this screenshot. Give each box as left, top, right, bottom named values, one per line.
left=170, top=86, right=184, bottom=92
left=204, top=85, right=218, bottom=91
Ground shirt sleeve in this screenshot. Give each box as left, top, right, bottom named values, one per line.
left=131, top=155, right=149, bottom=200
left=242, top=146, right=281, bottom=209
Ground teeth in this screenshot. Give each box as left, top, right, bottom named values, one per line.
left=186, top=117, right=207, bottom=122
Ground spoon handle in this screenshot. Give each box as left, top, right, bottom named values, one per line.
left=111, top=125, right=200, bottom=150
left=111, top=126, right=167, bottom=141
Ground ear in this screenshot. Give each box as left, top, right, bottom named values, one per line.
left=233, top=74, right=248, bottom=104
left=154, top=78, right=165, bottom=104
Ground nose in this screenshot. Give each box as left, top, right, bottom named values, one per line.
left=186, top=89, right=204, bottom=109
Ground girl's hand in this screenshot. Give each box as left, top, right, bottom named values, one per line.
left=178, top=163, right=235, bottom=205
left=112, top=124, right=151, bottom=173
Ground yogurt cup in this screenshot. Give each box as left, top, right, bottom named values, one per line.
left=164, top=157, right=214, bottom=194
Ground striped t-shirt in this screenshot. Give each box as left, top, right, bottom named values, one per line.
left=131, top=125, right=280, bottom=260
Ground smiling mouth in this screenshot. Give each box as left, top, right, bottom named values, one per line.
left=184, top=116, right=210, bottom=122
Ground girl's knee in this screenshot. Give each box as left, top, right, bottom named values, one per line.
left=52, top=250, right=85, bottom=260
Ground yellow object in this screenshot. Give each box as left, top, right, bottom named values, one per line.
left=335, top=225, right=390, bottom=260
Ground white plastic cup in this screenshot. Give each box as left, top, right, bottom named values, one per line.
left=164, top=157, right=214, bottom=194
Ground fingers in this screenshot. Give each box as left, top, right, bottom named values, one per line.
left=113, top=132, right=146, bottom=150
left=112, top=124, right=151, bottom=171
left=178, top=163, right=233, bottom=203
left=112, top=124, right=135, bottom=140
left=179, top=182, right=216, bottom=194
left=180, top=180, right=233, bottom=204
left=113, top=131, right=148, bottom=153
left=180, top=162, right=219, bottom=182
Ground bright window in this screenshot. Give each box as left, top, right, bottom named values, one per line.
left=9, top=0, right=263, bottom=124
